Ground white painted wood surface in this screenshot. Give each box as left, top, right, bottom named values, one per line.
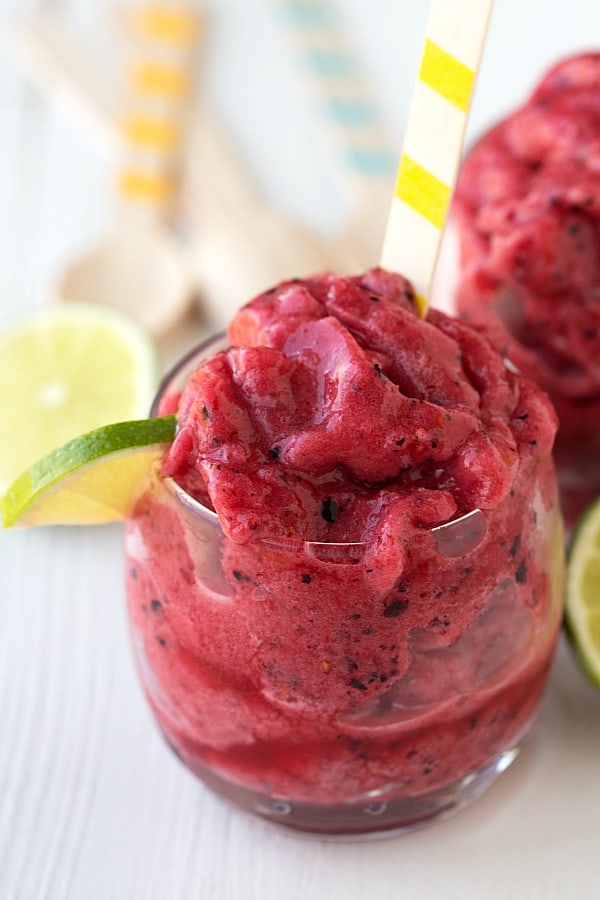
left=2, top=2, right=600, bottom=898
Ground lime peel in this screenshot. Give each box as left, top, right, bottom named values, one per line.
left=565, top=497, right=600, bottom=690
left=1, top=416, right=176, bottom=528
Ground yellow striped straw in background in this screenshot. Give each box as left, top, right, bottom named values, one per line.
left=380, top=0, right=494, bottom=314
left=119, top=3, right=200, bottom=204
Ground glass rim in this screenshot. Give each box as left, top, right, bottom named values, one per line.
left=150, top=330, right=227, bottom=419
left=151, top=332, right=486, bottom=554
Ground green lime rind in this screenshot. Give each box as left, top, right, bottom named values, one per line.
left=1, top=415, right=176, bottom=528
left=565, top=497, right=600, bottom=691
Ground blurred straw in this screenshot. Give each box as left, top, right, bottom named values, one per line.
left=126, top=4, right=200, bottom=44
left=380, top=0, right=494, bottom=313
left=274, top=0, right=395, bottom=208
left=118, top=3, right=201, bottom=224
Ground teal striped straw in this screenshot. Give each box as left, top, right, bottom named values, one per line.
left=277, top=0, right=395, bottom=189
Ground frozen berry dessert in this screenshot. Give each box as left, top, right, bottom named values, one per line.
left=437, top=53, right=600, bottom=526
left=126, top=268, right=563, bottom=834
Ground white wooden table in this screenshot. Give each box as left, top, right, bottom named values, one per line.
left=2, top=2, right=600, bottom=898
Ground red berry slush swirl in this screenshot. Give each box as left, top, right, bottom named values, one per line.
left=125, top=268, right=563, bottom=835
left=439, top=53, right=600, bottom=526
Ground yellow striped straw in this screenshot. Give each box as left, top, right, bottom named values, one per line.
left=131, top=62, right=191, bottom=97
left=131, top=6, right=200, bottom=44
left=119, top=170, right=173, bottom=202
left=123, top=116, right=181, bottom=149
left=380, top=0, right=494, bottom=314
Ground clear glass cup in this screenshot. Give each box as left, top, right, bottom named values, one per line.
left=125, top=336, right=565, bottom=837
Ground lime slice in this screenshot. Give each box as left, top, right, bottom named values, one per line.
left=1, top=416, right=176, bottom=528
left=0, top=303, right=159, bottom=494
left=565, top=497, right=600, bottom=689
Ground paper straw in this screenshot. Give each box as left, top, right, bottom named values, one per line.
left=380, top=0, right=494, bottom=313
left=130, top=5, right=200, bottom=45
left=276, top=0, right=395, bottom=195
left=119, top=3, right=201, bottom=204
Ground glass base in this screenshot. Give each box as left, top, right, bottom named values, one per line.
left=175, top=743, right=522, bottom=839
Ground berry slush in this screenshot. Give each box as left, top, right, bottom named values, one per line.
left=126, top=269, right=563, bottom=834
left=438, top=53, right=600, bottom=526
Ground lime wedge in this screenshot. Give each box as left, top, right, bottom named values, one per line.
left=1, top=416, right=176, bottom=528
left=565, top=497, right=600, bottom=689
left=0, top=303, right=159, bottom=493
